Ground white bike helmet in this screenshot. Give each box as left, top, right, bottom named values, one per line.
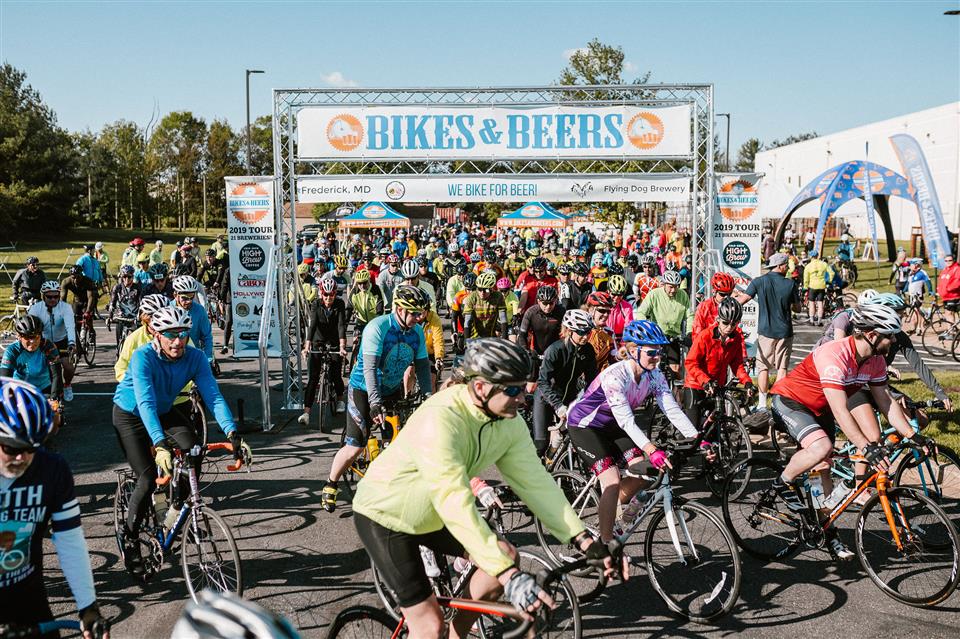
left=400, top=259, right=419, bottom=280
left=851, top=304, right=901, bottom=335
left=150, top=306, right=193, bottom=333
left=139, top=294, right=170, bottom=317
left=562, top=309, right=595, bottom=335
left=40, top=280, right=60, bottom=294
left=173, top=275, right=201, bottom=294
left=857, top=289, right=879, bottom=305
left=661, top=270, right=683, bottom=286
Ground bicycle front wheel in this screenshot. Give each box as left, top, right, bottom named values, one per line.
left=721, top=457, right=802, bottom=560
left=83, top=327, right=97, bottom=366
left=705, top=417, right=753, bottom=500
left=325, top=605, right=396, bottom=639
left=645, top=501, right=741, bottom=622
left=893, top=445, right=960, bottom=529
left=181, top=507, right=243, bottom=601
left=921, top=319, right=954, bottom=358
left=951, top=331, right=960, bottom=364
left=856, top=487, right=960, bottom=606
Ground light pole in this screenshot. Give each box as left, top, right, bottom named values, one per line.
left=717, top=113, right=731, bottom=171
left=245, top=69, right=265, bottom=175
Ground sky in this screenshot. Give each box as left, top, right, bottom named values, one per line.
left=1, top=0, right=958, bottom=156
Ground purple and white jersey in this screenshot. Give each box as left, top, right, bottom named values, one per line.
left=567, top=360, right=696, bottom=450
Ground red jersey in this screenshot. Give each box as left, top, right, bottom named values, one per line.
left=518, top=275, right=559, bottom=313
left=634, top=274, right=660, bottom=302
left=683, top=324, right=751, bottom=391
left=692, top=298, right=719, bottom=336
left=771, top=336, right=887, bottom=415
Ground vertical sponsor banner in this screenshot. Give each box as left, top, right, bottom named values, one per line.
left=714, top=173, right=762, bottom=353
left=889, top=134, right=953, bottom=267
left=862, top=143, right=880, bottom=262
left=224, top=177, right=281, bottom=358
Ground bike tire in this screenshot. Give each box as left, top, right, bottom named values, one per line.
left=337, top=426, right=366, bottom=504
left=952, top=331, right=960, bottom=364
left=705, top=416, right=753, bottom=500
left=645, top=501, right=742, bottom=622
left=855, top=487, right=960, bottom=606
left=83, top=327, right=96, bottom=366
left=325, top=605, right=396, bottom=639
left=181, top=507, right=243, bottom=601
left=721, top=457, right=802, bottom=560
left=921, top=319, right=954, bottom=358
left=770, top=419, right=798, bottom=462
left=113, top=475, right=136, bottom=558
left=893, top=444, right=960, bottom=530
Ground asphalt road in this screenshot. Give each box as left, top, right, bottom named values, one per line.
left=37, top=317, right=960, bottom=639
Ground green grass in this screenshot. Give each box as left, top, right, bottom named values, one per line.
left=2, top=226, right=224, bottom=315
left=890, top=371, right=960, bottom=453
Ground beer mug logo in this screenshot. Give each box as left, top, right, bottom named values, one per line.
left=626, top=112, right=664, bottom=150
left=327, top=114, right=364, bottom=152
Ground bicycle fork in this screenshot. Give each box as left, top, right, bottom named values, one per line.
left=661, top=490, right=700, bottom=565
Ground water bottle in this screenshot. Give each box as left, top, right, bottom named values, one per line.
left=153, top=493, right=169, bottom=524
left=419, top=546, right=441, bottom=578
left=453, top=557, right=472, bottom=574
left=807, top=472, right=824, bottom=509
left=164, top=505, right=180, bottom=531
left=620, top=491, right=649, bottom=526
left=823, top=479, right=855, bottom=510
left=367, top=438, right=380, bottom=461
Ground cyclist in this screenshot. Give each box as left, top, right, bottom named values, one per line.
left=1, top=316, right=63, bottom=401
left=420, top=298, right=445, bottom=393
left=532, top=310, right=598, bottom=457
left=416, top=255, right=441, bottom=292
left=515, top=285, right=564, bottom=360
left=376, top=254, right=404, bottom=308
left=516, top=257, right=558, bottom=314
left=682, top=298, right=754, bottom=429
left=142, top=264, right=174, bottom=300
left=566, top=320, right=699, bottom=543
left=352, top=338, right=620, bottom=638
left=692, top=272, right=735, bottom=336
left=75, top=244, right=104, bottom=293
left=171, top=590, right=298, bottom=639
left=215, top=255, right=233, bottom=355
left=815, top=289, right=876, bottom=346
left=605, top=275, right=633, bottom=341
left=462, top=271, right=508, bottom=339
left=589, top=254, right=608, bottom=291
left=61, top=265, right=98, bottom=333
left=768, top=304, right=929, bottom=560
left=445, top=261, right=468, bottom=317
left=0, top=378, right=110, bottom=639
left=172, top=276, right=214, bottom=367
left=636, top=269, right=692, bottom=376
left=347, top=269, right=383, bottom=332
left=450, top=272, right=476, bottom=340
left=298, top=278, right=348, bottom=426
left=906, top=258, right=932, bottom=304
left=504, top=246, right=526, bottom=282
left=28, top=281, right=78, bottom=402
left=112, top=306, right=250, bottom=577
left=322, top=285, right=433, bottom=512
left=132, top=254, right=152, bottom=289
left=196, top=249, right=222, bottom=294
left=121, top=237, right=145, bottom=267
left=12, top=257, right=46, bottom=305
left=585, top=292, right=617, bottom=371
left=802, top=250, right=834, bottom=326
left=632, top=254, right=660, bottom=303
left=105, top=265, right=141, bottom=347
left=115, top=295, right=180, bottom=382
left=327, top=255, right=350, bottom=298
left=401, top=258, right=436, bottom=305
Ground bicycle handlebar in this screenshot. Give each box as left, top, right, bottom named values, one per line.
left=155, top=442, right=246, bottom=486
left=0, top=620, right=82, bottom=638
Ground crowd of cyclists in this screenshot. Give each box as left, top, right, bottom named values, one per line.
left=1, top=217, right=958, bottom=638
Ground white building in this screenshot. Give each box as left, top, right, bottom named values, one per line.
left=754, top=102, right=959, bottom=241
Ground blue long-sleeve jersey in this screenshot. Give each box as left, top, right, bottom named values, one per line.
left=186, top=301, right=214, bottom=360
left=113, top=343, right=236, bottom=445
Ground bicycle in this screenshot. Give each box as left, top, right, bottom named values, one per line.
left=306, top=345, right=342, bottom=434
left=535, top=444, right=742, bottom=622
left=923, top=302, right=960, bottom=358
left=0, top=301, right=30, bottom=347
left=0, top=619, right=99, bottom=639
left=722, top=438, right=960, bottom=606
left=113, top=441, right=249, bottom=601
left=109, top=315, right=137, bottom=360
left=204, top=286, right=225, bottom=331
left=71, top=312, right=96, bottom=367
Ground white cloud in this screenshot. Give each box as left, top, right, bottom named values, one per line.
left=320, top=71, right=358, bottom=88
left=563, top=47, right=588, bottom=60
left=624, top=61, right=638, bottom=73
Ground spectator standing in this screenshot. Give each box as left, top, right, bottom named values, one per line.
left=937, top=253, right=960, bottom=324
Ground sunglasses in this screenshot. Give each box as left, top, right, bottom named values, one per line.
left=1, top=443, right=34, bottom=456
left=642, top=349, right=662, bottom=357
left=495, top=384, right=526, bottom=397
left=321, top=292, right=337, bottom=298
left=161, top=329, right=190, bottom=340
left=19, top=333, right=41, bottom=341
left=177, top=293, right=196, bottom=300
left=44, top=293, right=61, bottom=299
left=718, top=319, right=737, bottom=326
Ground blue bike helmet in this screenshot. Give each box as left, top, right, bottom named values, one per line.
left=0, top=377, right=55, bottom=450
left=621, top=320, right=670, bottom=346
left=868, top=293, right=907, bottom=311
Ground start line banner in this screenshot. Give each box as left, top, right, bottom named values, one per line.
left=224, top=177, right=282, bottom=358
left=296, top=174, right=690, bottom=204
left=297, top=104, right=692, bottom=160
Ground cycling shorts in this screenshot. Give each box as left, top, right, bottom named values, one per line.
left=770, top=394, right=836, bottom=449
left=354, top=512, right=466, bottom=608
left=0, top=571, right=56, bottom=638
left=569, top=424, right=644, bottom=477
left=344, top=386, right=403, bottom=447
left=54, top=338, right=69, bottom=353
left=663, top=340, right=682, bottom=366
left=846, top=385, right=905, bottom=411
left=807, top=289, right=825, bottom=302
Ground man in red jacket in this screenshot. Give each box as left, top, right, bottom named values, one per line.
left=682, top=297, right=755, bottom=430
left=936, top=254, right=960, bottom=324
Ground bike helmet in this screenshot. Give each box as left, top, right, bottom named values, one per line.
left=131, top=237, right=145, bottom=247
left=557, top=263, right=571, bottom=275
left=496, top=277, right=512, bottom=291
left=378, top=247, right=392, bottom=256
left=0, top=377, right=55, bottom=450
left=400, top=259, right=419, bottom=279
left=69, top=264, right=84, bottom=277
left=640, top=253, right=656, bottom=267
left=393, top=285, right=430, bottom=312
left=469, top=252, right=482, bottom=263
left=531, top=257, right=548, bottom=271
left=455, top=262, right=468, bottom=276
left=586, top=291, right=613, bottom=309
left=711, top=271, right=735, bottom=294
left=416, top=255, right=429, bottom=267
left=527, top=247, right=541, bottom=258
left=622, top=319, right=670, bottom=346
left=607, top=263, right=624, bottom=276
left=150, top=306, right=192, bottom=332
left=572, top=262, right=589, bottom=277
left=173, top=275, right=201, bottom=294
left=13, top=315, right=42, bottom=337
left=562, top=309, right=595, bottom=336
left=139, top=294, right=170, bottom=317
left=386, top=254, right=401, bottom=265
left=476, top=271, right=497, bottom=290
left=536, top=285, right=558, bottom=303
left=363, top=251, right=376, bottom=262
left=448, top=242, right=460, bottom=253
left=868, top=292, right=907, bottom=311
left=851, top=304, right=901, bottom=335
left=150, top=263, right=169, bottom=280
left=607, top=275, right=628, bottom=296
left=717, top=297, right=743, bottom=324
left=318, top=277, right=337, bottom=295
left=297, top=263, right=310, bottom=276
left=461, top=338, right=532, bottom=384
left=483, top=249, right=497, bottom=263
left=119, top=265, right=135, bottom=277
left=26, top=256, right=39, bottom=265
left=353, top=269, right=370, bottom=284
left=857, top=289, right=879, bottom=305
left=333, top=255, right=348, bottom=269
left=205, top=248, right=217, bottom=258
left=462, top=273, right=478, bottom=291
left=40, top=280, right=60, bottom=294
left=661, top=270, right=682, bottom=286
left=171, top=590, right=299, bottom=639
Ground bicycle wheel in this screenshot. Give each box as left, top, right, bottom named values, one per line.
left=721, top=457, right=802, bottom=560
left=325, top=605, right=396, bottom=639
left=645, top=501, right=741, bottom=622
left=83, top=326, right=96, bottom=366
left=921, top=319, right=954, bottom=358
left=855, top=487, right=960, bottom=606
left=338, top=427, right=368, bottom=504
left=705, top=417, right=753, bottom=500
left=952, top=331, right=960, bottom=364
left=894, top=445, right=960, bottom=530
left=113, top=474, right=136, bottom=557
left=190, top=400, right=209, bottom=449
left=181, top=507, right=243, bottom=601
left=770, top=420, right=798, bottom=461
left=318, top=372, right=335, bottom=435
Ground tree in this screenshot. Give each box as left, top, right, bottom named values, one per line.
left=0, top=63, right=80, bottom=236
left=98, top=120, right=149, bottom=228
left=767, top=132, right=818, bottom=149
left=205, top=119, right=242, bottom=226
left=248, top=114, right=273, bottom=175
left=735, top=138, right=763, bottom=172
left=147, top=111, right=208, bottom=230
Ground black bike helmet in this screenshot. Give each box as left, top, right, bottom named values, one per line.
left=14, top=315, right=43, bottom=337
left=716, top=297, right=743, bottom=325
left=461, top=338, right=533, bottom=384
left=462, top=273, right=477, bottom=291
left=531, top=257, right=548, bottom=271
left=536, top=285, right=558, bottom=303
